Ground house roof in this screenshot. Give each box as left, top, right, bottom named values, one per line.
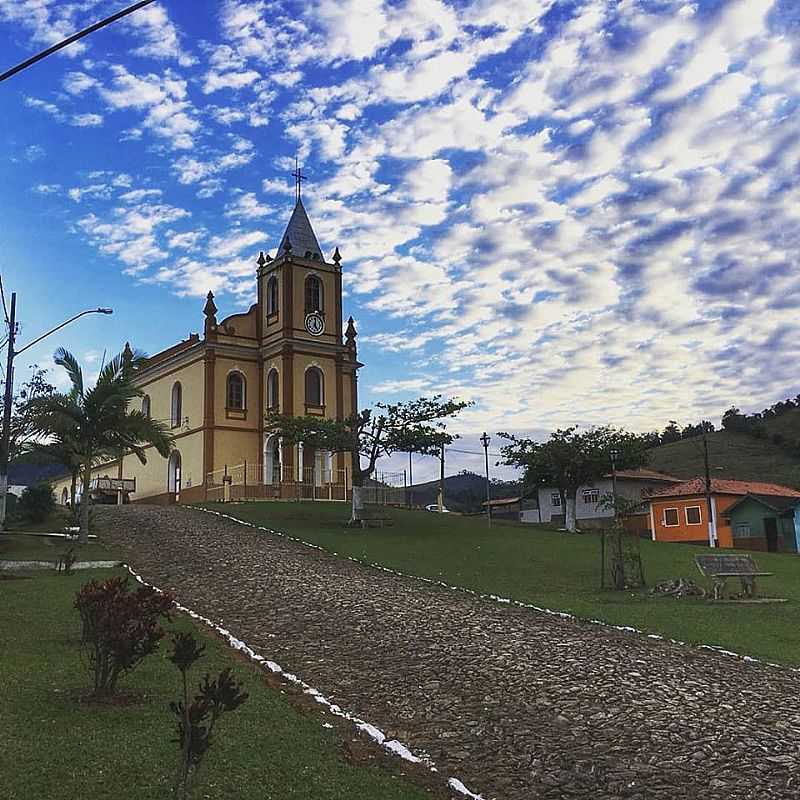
left=723, top=493, right=800, bottom=515
left=482, top=497, right=520, bottom=507
left=277, top=198, right=324, bottom=260
left=649, top=478, right=800, bottom=500
left=603, top=468, right=682, bottom=483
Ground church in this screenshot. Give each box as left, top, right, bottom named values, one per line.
left=53, top=195, right=362, bottom=505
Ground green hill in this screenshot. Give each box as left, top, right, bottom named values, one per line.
left=647, top=429, right=800, bottom=489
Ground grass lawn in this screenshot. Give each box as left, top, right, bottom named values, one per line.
left=201, top=501, right=800, bottom=667
left=0, top=533, right=119, bottom=563
left=5, top=506, right=74, bottom=533
left=2, top=569, right=437, bottom=800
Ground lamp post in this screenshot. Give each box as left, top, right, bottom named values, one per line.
left=0, top=303, right=113, bottom=527
left=609, top=448, right=620, bottom=516
left=480, top=432, right=491, bottom=528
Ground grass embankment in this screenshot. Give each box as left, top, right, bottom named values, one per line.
left=648, top=428, right=800, bottom=487
left=202, top=501, right=800, bottom=667
left=2, top=569, right=436, bottom=800
left=0, top=533, right=118, bottom=562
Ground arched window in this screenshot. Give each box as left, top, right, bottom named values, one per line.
left=305, top=367, right=324, bottom=407
left=168, top=450, right=182, bottom=495
left=226, top=372, right=245, bottom=410
left=171, top=382, right=182, bottom=428
left=142, top=394, right=151, bottom=418
left=266, top=276, right=278, bottom=316
left=304, top=275, right=323, bottom=314
left=267, top=369, right=279, bottom=410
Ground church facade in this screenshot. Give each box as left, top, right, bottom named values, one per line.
left=53, top=198, right=362, bottom=505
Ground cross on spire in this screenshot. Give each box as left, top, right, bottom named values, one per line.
left=292, top=156, right=307, bottom=202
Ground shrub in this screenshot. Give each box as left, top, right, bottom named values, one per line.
left=169, top=632, right=248, bottom=799
left=74, top=576, right=174, bottom=697
left=18, top=483, right=56, bottom=524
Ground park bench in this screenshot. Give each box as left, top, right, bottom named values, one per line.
left=357, top=504, right=393, bottom=529
left=695, top=553, right=773, bottom=601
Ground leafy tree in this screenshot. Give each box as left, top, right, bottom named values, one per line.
left=1, top=366, right=56, bottom=464
left=265, top=395, right=470, bottom=519
left=499, top=426, right=649, bottom=532
left=17, top=482, right=56, bottom=524
left=660, top=420, right=682, bottom=444
left=721, top=406, right=749, bottom=433
left=31, top=347, right=173, bottom=543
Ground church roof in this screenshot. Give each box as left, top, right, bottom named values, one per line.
left=277, top=198, right=323, bottom=260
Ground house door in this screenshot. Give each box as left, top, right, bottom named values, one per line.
left=764, top=517, right=779, bottom=552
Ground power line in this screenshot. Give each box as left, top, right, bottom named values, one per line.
left=0, top=0, right=158, bottom=83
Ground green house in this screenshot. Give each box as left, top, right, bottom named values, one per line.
left=722, top=494, right=800, bottom=553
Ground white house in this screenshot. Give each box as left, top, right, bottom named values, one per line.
left=537, top=469, right=683, bottom=530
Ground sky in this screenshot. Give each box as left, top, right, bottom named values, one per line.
left=1, top=0, right=800, bottom=482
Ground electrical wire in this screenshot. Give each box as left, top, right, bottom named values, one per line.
left=0, top=276, right=9, bottom=326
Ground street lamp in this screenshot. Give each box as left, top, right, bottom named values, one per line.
left=480, top=432, right=491, bottom=528
left=609, top=448, right=620, bottom=514
left=0, top=301, right=114, bottom=527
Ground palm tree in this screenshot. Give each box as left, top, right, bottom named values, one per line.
left=33, top=347, right=172, bottom=543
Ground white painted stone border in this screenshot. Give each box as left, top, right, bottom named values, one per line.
left=124, top=563, right=486, bottom=800
left=0, top=559, right=120, bottom=570
left=199, top=506, right=800, bottom=677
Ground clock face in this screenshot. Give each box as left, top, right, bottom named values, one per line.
left=305, top=312, right=325, bottom=336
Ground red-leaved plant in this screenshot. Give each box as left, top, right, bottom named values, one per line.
left=169, top=632, right=248, bottom=799
left=74, top=576, right=174, bottom=697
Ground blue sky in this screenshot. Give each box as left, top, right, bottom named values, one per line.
left=2, top=0, right=800, bottom=481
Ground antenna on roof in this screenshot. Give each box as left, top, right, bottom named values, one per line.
left=291, top=156, right=306, bottom=203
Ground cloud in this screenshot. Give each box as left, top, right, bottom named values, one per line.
left=224, top=192, right=274, bottom=219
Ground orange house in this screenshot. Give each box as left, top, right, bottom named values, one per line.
left=648, top=478, right=800, bottom=549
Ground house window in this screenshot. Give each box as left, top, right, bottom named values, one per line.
left=305, top=367, right=324, bottom=407
left=267, top=369, right=279, bottom=410
left=266, top=276, right=278, bottom=316
left=171, top=382, right=182, bottom=428
left=734, top=523, right=752, bottom=538
left=551, top=492, right=562, bottom=507
left=305, top=275, right=323, bottom=314
left=226, top=372, right=245, bottom=410
left=663, top=507, right=679, bottom=526
left=582, top=489, right=600, bottom=504
left=685, top=505, right=702, bottom=525
left=142, top=394, right=151, bottom=418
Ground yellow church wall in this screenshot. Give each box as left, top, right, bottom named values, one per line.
left=212, top=428, right=261, bottom=473
left=136, top=359, right=205, bottom=433
left=292, top=354, right=338, bottom=418
left=213, top=356, right=261, bottom=430
left=122, top=430, right=205, bottom=500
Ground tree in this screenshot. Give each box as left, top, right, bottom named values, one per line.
left=31, top=347, right=173, bottom=543
left=660, top=420, right=682, bottom=444
left=499, top=426, right=649, bottom=533
left=265, top=395, right=470, bottom=520
left=2, top=366, right=56, bottom=462
left=721, top=407, right=749, bottom=433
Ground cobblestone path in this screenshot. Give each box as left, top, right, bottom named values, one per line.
left=97, top=505, right=800, bottom=800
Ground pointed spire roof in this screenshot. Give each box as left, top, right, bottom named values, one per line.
left=277, top=198, right=323, bottom=260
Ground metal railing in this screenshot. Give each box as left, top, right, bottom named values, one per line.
left=205, top=462, right=350, bottom=503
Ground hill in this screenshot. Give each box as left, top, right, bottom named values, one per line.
left=408, top=472, right=521, bottom=512
left=646, top=429, right=800, bottom=489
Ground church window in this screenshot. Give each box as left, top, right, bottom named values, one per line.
left=266, top=276, right=278, bottom=316
left=305, top=367, right=324, bottom=407
left=267, top=369, right=279, bottom=410
left=227, top=372, right=245, bottom=410
left=142, top=394, right=151, bottom=418
left=171, top=382, right=182, bottom=428
left=305, top=275, right=323, bottom=314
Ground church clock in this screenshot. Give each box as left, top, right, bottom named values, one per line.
left=305, top=311, right=325, bottom=336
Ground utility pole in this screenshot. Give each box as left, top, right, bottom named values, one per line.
left=408, top=451, right=413, bottom=508
left=0, top=292, right=17, bottom=527
left=703, top=434, right=717, bottom=548
left=480, top=432, right=492, bottom=527
left=438, top=442, right=445, bottom=512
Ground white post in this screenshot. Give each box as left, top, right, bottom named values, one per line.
left=297, top=443, right=304, bottom=482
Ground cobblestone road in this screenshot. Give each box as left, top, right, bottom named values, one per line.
left=97, top=505, right=800, bottom=800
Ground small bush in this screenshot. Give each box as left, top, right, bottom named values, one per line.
left=74, top=576, right=174, bottom=697
left=18, top=483, right=56, bottom=524
left=169, top=632, right=248, bottom=799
